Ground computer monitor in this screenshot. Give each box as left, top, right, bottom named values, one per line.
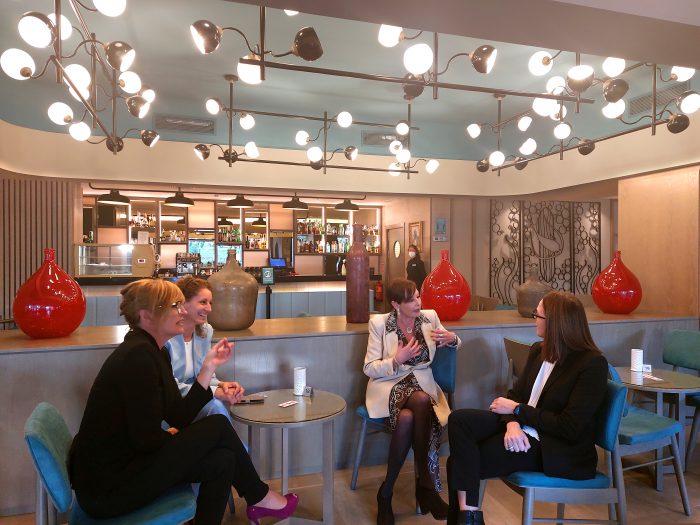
left=270, top=258, right=286, bottom=267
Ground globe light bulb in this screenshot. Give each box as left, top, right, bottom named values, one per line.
left=307, top=146, right=323, bottom=162
left=48, top=13, right=72, bottom=40
left=466, top=123, right=481, bottom=139
left=395, top=121, right=410, bottom=136
left=336, top=111, right=352, bottom=128
left=388, top=162, right=401, bottom=176
left=528, top=51, right=552, bottom=76
left=69, top=121, right=90, bottom=141
left=602, top=57, right=625, bottom=77
left=519, top=138, right=537, bottom=155
left=0, top=48, right=35, bottom=80
left=205, top=98, right=221, bottom=115
left=118, top=70, right=141, bottom=93
left=671, top=66, right=695, bottom=82
left=488, top=150, right=505, bottom=167
left=48, top=102, right=73, bottom=125
left=244, top=141, right=260, bottom=158
left=678, top=91, right=700, bottom=114
left=602, top=99, right=625, bottom=119
left=553, top=121, right=572, bottom=140
left=378, top=24, right=403, bottom=48
left=403, top=43, right=433, bottom=75
left=425, top=159, right=439, bottom=174
left=295, top=130, right=309, bottom=145
left=64, top=63, right=91, bottom=89
left=92, top=0, right=127, bottom=17
left=396, top=148, right=411, bottom=164
left=546, top=75, right=566, bottom=95
left=237, top=54, right=262, bottom=85
left=389, top=140, right=403, bottom=154
left=532, top=96, right=557, bottom=117
left=517, top=116, right=532, bottom=132
left=18, top=13, right=54, bottom=48
left=239, top=113, right=255, bottom=130
left=140, top=86, right=156, bottom=103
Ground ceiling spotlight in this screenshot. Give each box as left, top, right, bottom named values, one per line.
left=106, top=137, right=124, bottom=153
left=104, top=41, right=135, bottom=72
left=488, top=150, right=505, bottom=167
left=514, top=157, right=528, bottom=170
left=252, top=215, right=267, bottom=227
left=307, top=146, right=323, bottom=162
left=566, top=64, right=594, bottom=92
left=425, top=159, right=440, bottom=174
left=47, top=102, right=73, bottom=125
left=194, top=144, right=210, bottom=160
left=677, top=91, right=700, bottom=115
left=528, top=51, right=553, bottom=76
left=602, top=78, right=628, bottom=103
left=97, top=189, right=129, bottom=205
left=546, top=75, right=566, bottom=95
left=292, top=27, right=323, bottom=61
left=205, top=97, right=222, bottom=115
left=466, top=123, right=481, bottom=139
left=335, top=198, right=359, bottom=211
left=577, top=139, right=595, bottom=155
left=190, top=20, right=223, bottom=54
left=1, top=48, right=36, bottom=80
left=337, top=111, right=353, bottom=128
left=140, top=85, right=156, bottom=103
left=344, top=145, right=358, bottom=161
left=244, top=141, right=260, bottom=158
left=284, top=10, right=299, bottom=16
left=667, top=113, right=690, bottom=134
left=517, top=116, right=532, bottom=131
left=396, top=148, right=411, bottom=164
left=470, top=45, right=497, bottom=74
left=119, top=71, right=141, bottom=93
left=602, top=100, right=625, bottom=119
left=283, top=194, right=309, bottom=210
left=403, top=43, right=433, bottom=76
left=295, top=130, right=310, bottom=145
left=378, top=24, right=403, bottom=48
left=553, top=121, right=572, bottom=140
left=165, top=191, right=195, bottom=207
left=476, top=159, right=489, bottom=172
left=125, top=95, right=149, bottom=118
left=671, top=66, right=695, bottom=82
left=396, top=120, right=410, bottom=136
left=388, top=162, right=401, bottom=176
left=239, top=113, right=255, bottom=130
left=68, top=121, right=90, bottom=141
left=48, top=13, right=72, bottom=41
left=310, top=160, right=324, bottom=170
left=532, top=96, right=558, bottom=117
left=389, top=140, right=403, bottom=154
left=226, top=194, right=254, bottom=208
left=602, top=57, right=626, bottom=77
left=18, top=12, right=55, bottom=49
left=237, top=54, right=262, bottom=85
left=93, top=0, right=126, bottom=17
left=519, top=138, right=537, bottom=155
left=403, top=73, right=425, bottom=100
left=140, top=129, right=160, bottom=147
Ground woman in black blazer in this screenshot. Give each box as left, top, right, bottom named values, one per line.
left=446, top=291, right=607, bottom=525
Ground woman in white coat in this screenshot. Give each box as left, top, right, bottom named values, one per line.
left=365, top=278, right=460, bottom=525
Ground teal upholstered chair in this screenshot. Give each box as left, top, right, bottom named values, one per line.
left=662, top=329, right=700, bottom=464
left=25, top=402, right=197, bottom=525
left=608, top=365, right=692, bottom=516
left=502, top=380, right=628, bottom=525
left=350, top=344, right=457, bottom=492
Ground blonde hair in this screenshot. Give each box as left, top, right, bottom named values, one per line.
left=120, top=279, right=184, bottom=329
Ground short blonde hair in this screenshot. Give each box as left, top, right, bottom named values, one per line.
left=120, top=279, right=184, bottom=329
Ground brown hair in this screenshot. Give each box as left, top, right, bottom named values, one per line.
left=541, top=290, right=601, bottom=363
left=408, top=244, right=421, bottom=260
left=176, top=276, right=212, bottom=337
left=387, top=278, right=417, bottom=306
left=120, top=279, right=184, bottom=329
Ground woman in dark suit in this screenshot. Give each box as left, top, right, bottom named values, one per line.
left=406, top=244, right=428, bottom=292
left=446, top=291, right=607, bottom=525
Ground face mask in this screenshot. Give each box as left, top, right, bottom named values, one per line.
left=408, top=251, right=416, bottom=258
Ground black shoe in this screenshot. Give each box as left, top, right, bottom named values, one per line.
left=377, top=482, right=395, bottom=525
left=456, top=510, right=485, bottom=525
left=416, top=483, right=449, bottom=520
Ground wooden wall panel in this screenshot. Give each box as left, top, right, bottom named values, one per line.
left=1, top=171, right=81, bottom=326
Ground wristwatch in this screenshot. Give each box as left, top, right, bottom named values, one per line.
left=513, top=404, right=523, bottom=417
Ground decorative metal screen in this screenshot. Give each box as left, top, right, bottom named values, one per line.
left=489, top=200, right=600, bottom=304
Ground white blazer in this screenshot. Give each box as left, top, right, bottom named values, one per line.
left=363, top=309, right=461, bottom=426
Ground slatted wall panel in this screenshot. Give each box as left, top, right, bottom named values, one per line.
left=1, top=173, right=80, bottom=327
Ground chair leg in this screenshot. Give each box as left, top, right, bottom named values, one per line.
left=606, top=450, right=617, bottom=523
left=556, top=503, right=565, bottom=525
left=35, top=477, right=47, bottom=525
left=686, top=407, right=700, bottom=466
left=669, top=435, right=693, bottom=516
left=350, top=419, right=368, bottom=490
left=521, top=488, right=534, bottom=525
left=612, top=450, right=628, bottom=525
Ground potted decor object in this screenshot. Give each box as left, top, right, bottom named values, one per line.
left=207, top=250, right=258, bottom=330
left=13, top=248, right=86, bottom=338
left=420, top=250, right=471, bottom=321
left=591, top=250, right=642, bottom=314
left=516, top=263, right=552, bottom=318
left=346, top=223, right=370, bottom=323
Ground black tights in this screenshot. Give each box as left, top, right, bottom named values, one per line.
left=381, top=391, right=434, bottom=497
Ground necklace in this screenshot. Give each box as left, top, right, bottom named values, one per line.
left=397, top=315, right=414, bottom=334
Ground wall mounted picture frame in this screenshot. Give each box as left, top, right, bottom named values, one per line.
left=409, top=221, right=423, bottom=252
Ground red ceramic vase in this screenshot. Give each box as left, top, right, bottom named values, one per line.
left=591, top=250, right=642, bottom=314
left=420, top=250, right=471, bottom=321
left=13, top=248, right=86, bottom=338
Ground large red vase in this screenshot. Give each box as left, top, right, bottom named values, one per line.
left=420, top=250, right=471, bottom=321
left=591, top=250, right=642, bottom=314
left=13, top=248, right=86, bottom=338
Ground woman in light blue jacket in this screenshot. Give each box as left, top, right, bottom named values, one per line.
left=167, top=276, right=244, bottom=422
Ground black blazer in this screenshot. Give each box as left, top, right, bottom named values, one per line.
left=69, top=328, right=212, bottom=493
left=407, top=258, right=427, bottom=291
left=504, top=342, right=608, bottom=480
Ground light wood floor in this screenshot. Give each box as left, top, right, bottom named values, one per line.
left=3, top=453, right=700, bottom=524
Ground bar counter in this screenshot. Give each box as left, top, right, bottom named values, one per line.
left=1, top=310, right=697, bottom=515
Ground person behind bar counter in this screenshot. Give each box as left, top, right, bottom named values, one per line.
left=68, top=279, right=298, bottom=525
left=406, top=244, right=428, bottom=292
left=167, top=275, right=243, bottom=423
left=445, top=291, right=608, bottom=525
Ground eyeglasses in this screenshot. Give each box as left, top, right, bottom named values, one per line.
left=531, top=310, right=546, bottom=320
left=159, top=301, right=185, bottom=312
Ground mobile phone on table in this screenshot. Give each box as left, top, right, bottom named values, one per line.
left=238, top=394, right=265, bottom=404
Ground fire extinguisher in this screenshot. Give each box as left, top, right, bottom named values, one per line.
left=375, top=280, right=384, bottom=302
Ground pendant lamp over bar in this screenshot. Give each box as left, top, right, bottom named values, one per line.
left=252, top=215, right=267, bottom=227
left=335, top=198, right=359, bottom=211
left=282, top=194, right=309, bottom=210
left=226, top=194, right=254, bottom=208
left=97, top=189, right=129, bottom=206
left=164, top=190, right=194, bottom=207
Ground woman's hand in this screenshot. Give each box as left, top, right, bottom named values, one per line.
left=504, top=421, right=530, bottom=453
left=215, top=381, right=245, bottom=404
left=489, top=396, right=519, bottom=415
left=432, top=328, right=457, bottom=347
left=204, top=338, right=234, bottom=370
left=394, top=337, right=421, bottom=365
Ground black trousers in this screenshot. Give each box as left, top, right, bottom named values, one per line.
left=447, top=409, right=542, bottom=507
left=76, top=415, right=268, bottom=525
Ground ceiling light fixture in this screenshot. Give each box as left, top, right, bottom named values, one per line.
left=378, top=25, right=403, bottom=48
left=164, top=190, right=195, bottom=208
left=226, top=194, right=254, bottom=208
left=670, top=66, right=695, bottom=82
left=566, top=64, right=594, bottom=92
left=577, top=139, right=595, bottom=155
left=466, top=123, right=481, bottom=139
left=344, top=146, right=358, bottom=161
left=97, top=189, right=129, bottom=206
left=602, top=78, right=629, bottom=103
left=396, top=120, right=410, bottom=136
left=469, top=45, right=497, bottom=74
left=282, top=194, right=309, bottom=210
left=239, top=112, right=255, bottom=130
left=602, top=100, right=626, bottom=119
left=677, top=91, right=700, bottom=114
left=602, top=57, right=626, bottom=77
left=667, top=113, right=690, bottom=134
left=528, top=50, right=554, bottom=76
left=514, top=157, right=528, bottom=170
left=403, top=43, right=433, bottom=75
left=476, top=159, right=489, bottom=172
left=335, top=198, right=359, bottom=211
left=252, top=215, right=267, bottom=227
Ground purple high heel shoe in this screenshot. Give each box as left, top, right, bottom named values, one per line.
left=246, top=493, right=299, bottom=525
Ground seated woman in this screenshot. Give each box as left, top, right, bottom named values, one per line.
left=446, top=291, right=608, bottom=525
left=68, top=279, right=298, bottom=525
left=167, top=276, right=243, bottom=423
left=364, top=278, right=461, bottom=525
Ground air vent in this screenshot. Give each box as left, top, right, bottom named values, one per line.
left=628, top=81, right=689, bottom=116
left=362, top=130, right=402, bottom=146
left=154, top=114, right=215, bottom=134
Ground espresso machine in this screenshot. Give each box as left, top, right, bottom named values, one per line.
left=176, top=253, right=200, bottom=277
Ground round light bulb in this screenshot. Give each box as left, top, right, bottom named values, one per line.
left=553, top=122, right=572, bottom=140
left=47, top=102, right=73, bottom=125
left=425, top=159, right=439, bottom=174
left=517, top=116, right=532, bottom=131
left=488, top=151, right=505, bottom=167
left=679, top=92, right=700, bottom=114
left=92, top=0, right=126, bottom=17
left=140, top=86, right=155, bottom=103
left=378, top=24, right=403, bottom=47
left=388, top=162, right=401, bottom=176
left=602, top=99, right=625, bottom=119
left=519, top=138, right=537, bottom=155
left=396, top=148, right=411, bottom=164
left=0, top=48, right=35, bottom=80
left=48, top=13, right=72, bottom=40
left=118, top=70, right=141, bottom=93
left=549, top=104, right=567, bottom=121
left=528, top=51, right=552, bottom=76
left=389, top=140, right=403, bottom=154
left=546, top=75, right=566, bottom=95
left=64, top=63, right=91, bottom=89
left=205, top=98, right=221, bottom=115
left=284, top=10, right=299, bottom=16
left=671, top=66, right=695, bottom=82
left=244, top=141, right=260, bottom=158
left=532, top=96, right=557, bottom=117
left=466, top=123, right=481, bottom=139
left=336, top=111, right=352, bottom=128
left=295, top=130, right=309, bottom=145
left=568, top=64, right=594, bottom=81
left=18, top=13, right=54, bottom=49
left=239, top=113, right=255, bottom=130
left=403, top=43, right=433, bottom=75
left=68, top=121, right=90, bottom=141
left=307, top=146, right=323, bottom=162
left=396, top=121, right=410, bottom=136
left=237, top=54, right=262, bottom=85
left=602, top=57, right=625, bottom=77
